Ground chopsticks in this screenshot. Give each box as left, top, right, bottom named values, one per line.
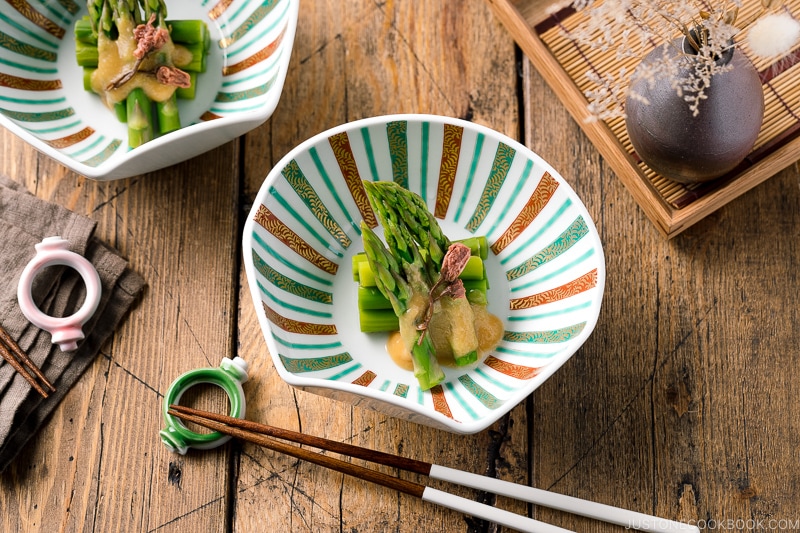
left=168, top=405, right=700, bottom=533
left=169, top=405, right=568, bottom=533
left=0, top=324, right=54, bottom=398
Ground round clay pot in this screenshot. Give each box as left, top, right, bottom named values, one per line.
left=625, top=38, right=764, bottom=184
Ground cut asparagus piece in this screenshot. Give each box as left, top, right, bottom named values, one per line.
left=175, top=72, right=197, bottom=100
left=358, top=286, right=393, bottom=311
left=74, top=16, right=97, bottom=44
left=180, top=42, right=207, bottom=73
left=83, top=67, right=96, bottom=92
left=126, top=87, right=154, bottom=148
left=114, top=100, right=127, bottom=122
left=156, top=93, right=180, bottom=135
left=358, top=309, right=399, bottom=333
left=167, top=19, right=208, bottom=44
left=75, top=41, right=98, bottom=67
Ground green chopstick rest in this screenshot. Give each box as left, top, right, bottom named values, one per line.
left=160, top=357, right=249, bottom=455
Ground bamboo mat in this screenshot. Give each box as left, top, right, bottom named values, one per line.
left=535, top=0, right=800, bottom=209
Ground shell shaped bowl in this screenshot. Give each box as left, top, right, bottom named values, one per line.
left=243, top=114, right=605, bottom=434
left=0, top=0, right=299, bottom=180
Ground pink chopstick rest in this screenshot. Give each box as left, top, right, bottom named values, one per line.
left=17, top=236, right=102, bottom=352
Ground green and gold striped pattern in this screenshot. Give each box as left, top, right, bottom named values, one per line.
left=0, top=1, right=298, bottom=178
left=210, top=0, right=294, bottom=116
left=245, top=115, right=605, bottom=433
left=0, top=0, right=119, bottom=167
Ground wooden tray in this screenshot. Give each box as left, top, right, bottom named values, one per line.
left=486, top=0, right=800, bottom=238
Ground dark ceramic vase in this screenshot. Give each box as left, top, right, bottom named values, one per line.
left=625, top=38, right=764, bottom=184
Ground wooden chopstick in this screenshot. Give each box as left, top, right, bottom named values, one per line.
left=169, top=404, right=432, bottom=475
left=167, top=405, right=573, bottom=533
left=170, top=406, right=424, bottom=496
left=0, top=324, right=54, bottom=398
left=168, top=405, right=700, bottom=533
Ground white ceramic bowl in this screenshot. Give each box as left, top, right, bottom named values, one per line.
left=243, top=114, right=605, bottom=433
left=0, top=0, right=298, bottom=180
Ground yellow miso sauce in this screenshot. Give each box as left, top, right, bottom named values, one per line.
left=92, top=17, right=192, bottom=108
left=387, top=292, right=428, bottom=371
left=386, top=302, right=504, bottom=370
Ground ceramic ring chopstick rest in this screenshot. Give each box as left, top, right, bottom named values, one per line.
left=17, top=236, right=102, bottom=352
left=160, top=357, right=249, bottom=455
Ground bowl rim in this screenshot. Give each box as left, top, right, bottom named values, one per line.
left=243, top=113, right=606, bottom=433
left=0, top=0, right=300, bottom=180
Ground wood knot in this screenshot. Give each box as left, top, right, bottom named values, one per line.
left=739, top=486, right=758, bottom=500
left=666, top=379, right=692, bottom=417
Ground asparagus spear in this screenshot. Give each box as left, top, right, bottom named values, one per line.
left=175, top=71, right=197, bottom=100
left=85, top=1, right=163, bottom=147
left=356, top=253, right=486, bottom=286
left=81, top=0, right=205, bottom=147
left=356, top=253, right=488, bottom=321
left=167, top=19, right=208, bottom=45
left=157, top=92, right=180, bottom=134
left=74, top=17, right=96, bottom=44
left=75, top=40, right=99, bottom=67
left=114, top=100, right=127, bottom=122
left=88, top=0, right=169, bottom=34
left=361, top=222, right=445, bottom=391
left=363, top=181, right=480, bottom=366
left=127, top=87, right=154, bottom=147
left=83, top=67, right=96, bottom=91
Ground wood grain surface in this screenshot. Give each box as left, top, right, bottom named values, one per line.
left=1, top=0, right=799, bottom=531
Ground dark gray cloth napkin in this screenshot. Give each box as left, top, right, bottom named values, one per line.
left=0, top=175, right=145, bottom=472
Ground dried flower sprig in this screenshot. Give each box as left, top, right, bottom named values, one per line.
left=558, top=0, right=800, bottom=119
left=415, top=242, right=471, bottom=342
left=106, top=13, right=190, bottom=90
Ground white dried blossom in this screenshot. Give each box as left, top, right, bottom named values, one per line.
left=557, top=0, right=763, bottom=118
left=583, top=68, right=630, bottom=120
left=746, top=12, right=800, bottom=58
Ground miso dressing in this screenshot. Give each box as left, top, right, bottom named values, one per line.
left=386, top=303, right=503, bottom=370
left=386, top=331, right=414, bottom=371
left=91, top=17, right=192, bottom=108
left=387, top=292, right=427, bottom=371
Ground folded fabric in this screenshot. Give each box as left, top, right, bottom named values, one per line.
left=0, top=175, right=145, bottom=472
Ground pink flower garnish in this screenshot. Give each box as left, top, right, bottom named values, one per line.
left=133, top=14, right=169, bottom=59
left=107, top=13, right=179, bottom=90
left=416, top=243, right=472, bottom=340
left=439, top=243, right=471, bottom=284
left=156, top=66, right=191, bottom=88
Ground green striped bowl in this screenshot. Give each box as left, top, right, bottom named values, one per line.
left=0, top=0, right=298, bottom=180
left=244, top=115, right=605, bottom=433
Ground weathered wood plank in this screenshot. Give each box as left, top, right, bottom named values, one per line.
left=0, top=133, right=241, bottom=531
left=523, top=46, right=800, bottom=531
left=235, top=0, right=522, bottom=531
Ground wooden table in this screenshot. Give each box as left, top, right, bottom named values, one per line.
left=2, top=0, right=799, bottom=531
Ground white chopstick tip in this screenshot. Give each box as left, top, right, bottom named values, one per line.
left=422, top=487, right=575, bottom=533
left=428, top=464, right=699, bottom=533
